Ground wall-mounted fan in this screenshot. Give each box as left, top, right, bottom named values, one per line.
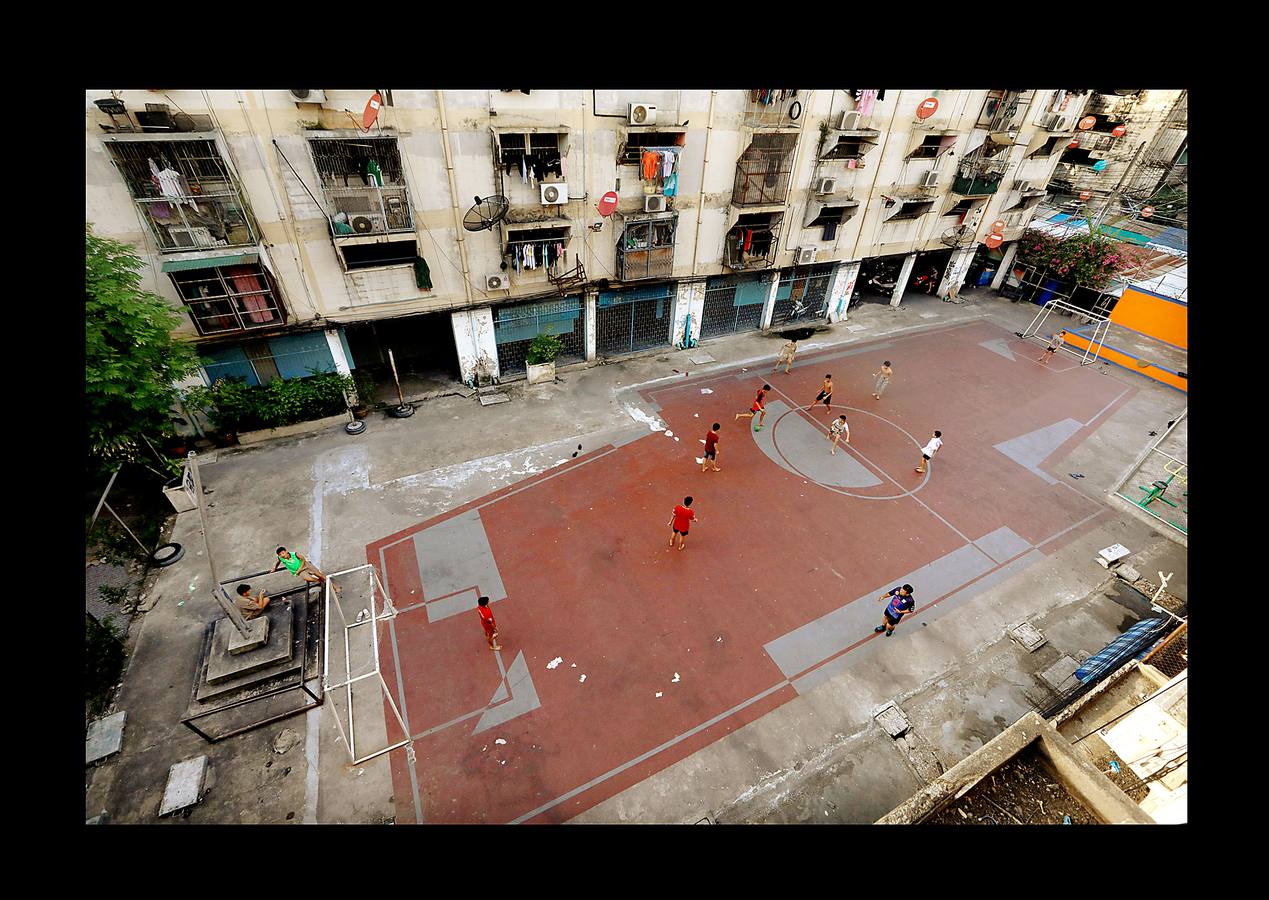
left=463, top=195, right=510, bottom=232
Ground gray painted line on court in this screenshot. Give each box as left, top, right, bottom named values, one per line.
left=979, top=337, right=1017, bottom=362
left=754, top=400, right=882, bottom=488
left=507, top=679, right=791, bottom=824
left=789, top=340, right=894, bottom=371
left=993, top=418, right=1083, bottom=485
left=1082, top=386, right=1133, bottom=426
left=764, top=542, right=997, bottom=680
left=474, top=650, right=541, bottom=734
left=1035, top=507, right=1107, bottom=549
left=387, top=616, right=425, bottom=824
left=791, top=549, right=1046, bottom=696
left=412, top=509, right=507, bottom=622
left=974, top=525, right=1031, bottom=565
left=413, top=706, right=486, bottom=740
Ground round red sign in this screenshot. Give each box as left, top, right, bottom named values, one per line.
left=1142, top=206, right=1155, bottom=218
left=1067, top=139, right=1081, bottom=149
left=985, top=233, right=1004, bottom=249
left=597, top=190, right=619, bottom=217
left=915, top=97, right=939, bottom=120
left=991, top=220, right=1006, bottom=233
left=362, top=92, right=382, bottom=130
left=1111, top=124, right=1127, bottom=138
left=1079, top=190, right=1092, bottom=201
left=1078, top=115, right=1097, bottom=131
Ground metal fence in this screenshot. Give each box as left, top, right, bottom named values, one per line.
left=596, top=284, right=673, bottom=356
left=202, top=343, right=337, bottom=387
left=771, top=263, right=834, bottom=326
left=492, top=296, right=586, bottom=376
left=700, top=274, right=768, bottom=340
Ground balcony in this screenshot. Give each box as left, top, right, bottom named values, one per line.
left=725, top=212, right=783, bottom=270
left=106, top=138, right=257, bottom=253
left=743, top=89, right=804, bottom=129
left=309, top=135, right=414, bottom=238
left=326, top=185, right=413, bottom=237
left=733, top=133, right=798, bottom=206
left=978, top=90, right=1034, bottom=135
left=952, top=157, right=1009, bottom=197
left=616, top=214, right=676, bottom=281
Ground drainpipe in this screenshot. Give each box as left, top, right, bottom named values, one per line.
left=691, top=90, right=717, bottom=276
left=436, top=90, right=475, bottom=309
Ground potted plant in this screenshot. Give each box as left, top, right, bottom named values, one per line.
left=525, top=333, right=563, bottom=384
left=351, top=370, right=377, bottom=419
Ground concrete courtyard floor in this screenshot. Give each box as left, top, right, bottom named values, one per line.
left=85, top=289, right=1188, bottom=824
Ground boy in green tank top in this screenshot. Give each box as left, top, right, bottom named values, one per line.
left=272, top=546, right=337, bottom=593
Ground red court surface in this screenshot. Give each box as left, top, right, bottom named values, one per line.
left=365, top=320, right=1135, bottom=824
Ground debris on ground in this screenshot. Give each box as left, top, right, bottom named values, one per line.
left=546, top=657, right=563, bottom=669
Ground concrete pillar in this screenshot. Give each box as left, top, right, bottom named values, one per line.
left=938, top=247, right=977, bottom=298
left=827, top=261, right=862, bottom=323
left=451, top=307, right=500, bottom=384
left=991, top=242, right=1020, bottom=291
left=584, top=290, right=598, bottom=361
left=891, top=253, right=918, bottom=307
left=759, top=271, right=782, bottom=330
left=324, top=328, right=353, bottom=376
left=672, top=280, right=706, bottom=347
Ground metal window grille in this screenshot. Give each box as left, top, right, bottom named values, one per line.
left=106, top=139, right=256, bottom=253
left=596, top=284, right=673, bottom=356
left=1141, top=623, right=1187, bottom=679
left=172, top=264, right=286, bottom=336
left=616, top=217, right=676, bottom=280
left=492, top=296, right=585, bottom=375
left=771, top=263, right=833, bottom=326
left=310, top=137, right=412, bottom=235
left=700, top=274, right=768, bottom=340
left=618, top=135, right=684, bottom=166
left=725, top=213, right=783, bottom=270
left=732, top=133, right=798, bottom=206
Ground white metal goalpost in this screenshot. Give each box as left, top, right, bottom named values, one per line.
left=322, top=564, right=414, bottom=767
left=1020, top=298, right=1112, bottom=366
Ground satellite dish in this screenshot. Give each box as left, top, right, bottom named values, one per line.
left=352, top=216, right=374, bottom=234
left=363, top=92, right=383, bottom=130
left=463, top=195, right=509, bottom=232
left=916, top=97, right=939, bottom=120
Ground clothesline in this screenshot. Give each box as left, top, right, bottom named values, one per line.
left=639, top=148, right=680, bottom=197
left=506, top=240, right=568, bottom=274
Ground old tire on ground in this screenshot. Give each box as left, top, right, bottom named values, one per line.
left=388, top=404, right=416, bottom=418
left=345, top=420, right=367, bottom=435
left=151, top=542, right=184, bottom=568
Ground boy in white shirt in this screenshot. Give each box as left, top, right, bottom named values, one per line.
left=828, top=414, right=850, bottom=454
left=915, top=430, right=942, bottom=474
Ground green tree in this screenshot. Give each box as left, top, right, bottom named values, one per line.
left=85, top=227, right=200, bottom=477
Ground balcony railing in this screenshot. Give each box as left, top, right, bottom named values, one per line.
left=617, top=245, right=674, bottom=281
left=724, top=223, right=781, bottom=270
left=733, top=136, right=797, bottom=206
left=136, top=188, right=257, bottom=252
left=327, top=185, right=413, bottom=237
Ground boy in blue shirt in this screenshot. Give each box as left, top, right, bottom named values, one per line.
left=875, top=584, right=916, bottom=637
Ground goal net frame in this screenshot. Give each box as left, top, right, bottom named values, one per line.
left=322, top=563, right=413, bottom=767
left=1020, top=298, right=1112, bottom=366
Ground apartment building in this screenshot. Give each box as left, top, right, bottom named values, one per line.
left=84, top=89, right=1093, bottom=389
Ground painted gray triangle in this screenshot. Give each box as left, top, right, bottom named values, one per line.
left=979, top=337, right=1016, bottom=361
left=489, top=680, right=509, bottom=704
left=993, top=419, right=1082, bottom=485
left=472, top=650, right=540, bottom=735
left=753, top=401, right=882, bottom=488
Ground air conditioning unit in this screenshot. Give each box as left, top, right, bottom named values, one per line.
left=644, top=194, right=667, bottom=213
left=350, top=214, right=383, bottom=234
left=167, top=226, right=214, bottom=248
left=815, top=177, right=837, bottom=195
left=795, top=247, right=817, bottom=265
left=484, top=273, right=508, bottom=291
left=540, top=183, right=569, bottom=205
left=288, top=89, right=326, bottom=104
left=1039, top=112, right=1061, bottom=130
left=921, top=171, right=940, bottom=189
left=629, top=102, right=657, bottom=126
left=839, top=110, right=862, bottom=131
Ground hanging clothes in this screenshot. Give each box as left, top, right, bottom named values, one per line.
left=663, top=172, right=678, bottom=197
left=521, top=155, right=527, bottom=184
left=226, top=265, right=272, bottom=323
left=662, top=150, right=674, bottom=178
left=413, top=255, right=432, bottom=290
left=743, top=229, right=754, bottom=252
left=858, top=90, right=878, bottom=118
left=525, top=243, right=535, bottom=270
left=529, top=165, right=537, bottom=187
left=366, top=159, right=384, bottom=187
left=560, top=154, right=567, bottom=179
left=642, top=150, right=658, bottom=181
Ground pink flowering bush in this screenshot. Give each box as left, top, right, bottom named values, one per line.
left=1016, top=229, right=1143, bottom=290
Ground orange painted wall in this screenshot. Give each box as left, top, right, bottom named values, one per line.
left=1065, top=332, right=1188, bottom=393
left=1109, top=287, right=1188, bottom=349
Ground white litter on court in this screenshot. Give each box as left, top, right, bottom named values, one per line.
left=694, top=413, right=699, bottom=417
left=482, top=745, right=487, bottom=751
left=717, top=636, right=723, bottom=642
left=672, top=673, right=681, bottom=683
left=624, top=403, right=666, bottom=431
left=655, top=692, right=663, bottom=698
left=700, top=388, right=714, bottom=394
left=571, top=662, right=577, bottom=667
left=664, top=430, right=674, bottom=437
left=675, top=437, right=680, bottom=442
left=495, top=738, right=507, bottom=745
left=500, top=760, right=506, bottom=765
left=695, top=458, right=704, bottom=465
left=579, top=674, right=587, bottom=683
left=547, top=657, right=563, bottom=669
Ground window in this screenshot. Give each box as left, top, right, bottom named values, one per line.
left=822, top=135, right=877, bottom=161
left=725, top=212, right=783, bottom=268
left=887, top=200, right=935, bottom=221
left=617, top=216, right=677, bottom=280
left=1028, top=136, right=1063, bottom=158
left=943, top=198, right=980, bottom=219
left=907, top=135, right=951, bottom=159
left=341, top=239, right=417, bottom=270
left=807, top=205, right=847, bottom=241
left=310, top=136, right=412, bottom=235
left=619, top=132, right=686, bottom=165
left=171, top=263, right=286, bottom=336
left=106, top=139, right=255, bottom=252
left=497, top=132, right=564, bottom=171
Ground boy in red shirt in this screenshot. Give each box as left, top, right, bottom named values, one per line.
left=667, top=495, right=699, bottom=551
left=735, top=384, right=771, bottom=431
left=700, top=422, right=722, bottom=472
left=476, top=595, right=502, bottom=651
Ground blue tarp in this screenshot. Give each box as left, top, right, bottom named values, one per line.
left=1075, top=618, right=1166, bottom=683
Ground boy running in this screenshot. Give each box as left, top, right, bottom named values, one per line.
left=915, top=430, right=943, bottom=475
left=1039, top=330, right=1067, bottom=364
left=772, top=339, right=798, bottom=374
left=828, top=414, right=850, bottom=454
left=872, top=361, right=893, bottom=399
left=477, top=595, right=502, bottom=651
left=701, top=423, right=722, bottom=472
left=875, top=584, right=916, bottom=637
left=667, top=496, right=698, bottom=551
left=735, top=384, right=771, bottom=431
left=807, top=374, right=833, bottom=415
